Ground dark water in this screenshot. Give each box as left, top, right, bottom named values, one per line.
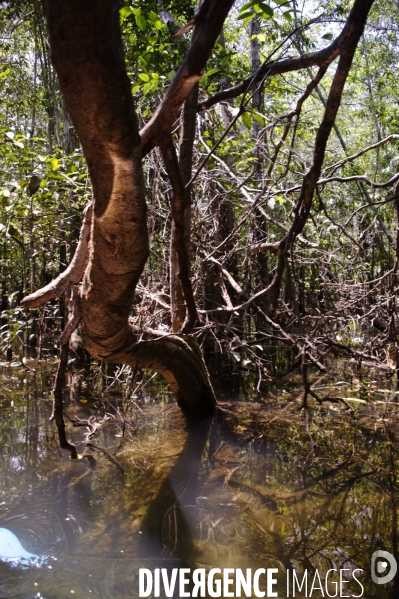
left=0, top=362, right=399, bottom=598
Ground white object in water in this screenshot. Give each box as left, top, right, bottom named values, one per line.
left=0, top=527, right=39, bottom=562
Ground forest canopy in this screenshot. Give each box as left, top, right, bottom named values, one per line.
left=1, top=0, right=398, bottom=423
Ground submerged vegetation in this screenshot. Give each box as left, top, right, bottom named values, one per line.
left=1, top=362, right=399, bottom=598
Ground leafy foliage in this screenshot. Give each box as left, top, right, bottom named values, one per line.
left=0, top=0, right=398, bottom=379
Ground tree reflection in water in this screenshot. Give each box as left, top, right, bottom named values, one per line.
left=0, top=364, right=398, bottom=597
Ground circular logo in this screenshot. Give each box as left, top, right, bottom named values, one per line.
left=371, top=550, right=397, bottom=585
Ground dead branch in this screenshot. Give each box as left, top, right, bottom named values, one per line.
left=86, top=441, right=125, bottom=474
left=324, top=134, right=399, bottom=176
left=206, top=257, right=244, bottom=296
left=317, top=172, right=399, bottom=189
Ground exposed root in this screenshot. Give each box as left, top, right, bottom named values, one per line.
left=51, top=342, right=78, bottom=459
left=50, top=287, right=82, bottom=459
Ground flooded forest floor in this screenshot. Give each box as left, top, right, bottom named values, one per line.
left=0, top=359, right=399, bottom=598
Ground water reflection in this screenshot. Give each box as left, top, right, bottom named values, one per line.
left=0, top=528, right=42, bottom=563
left=0, top=364, right=399, bottom=597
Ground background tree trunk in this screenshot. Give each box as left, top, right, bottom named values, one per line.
left=170, top=83, right=199, bottom=333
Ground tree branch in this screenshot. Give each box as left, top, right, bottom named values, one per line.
left=201, top=0, right=375, bottom=313
left=140, top=0, right=235, bottom=155
left=160, top=134, right=199, bottom=334
left=317, top=172, right=399, bottom=189
left=50, top=287, right=82, bottom=459
left=272, top=0, right=375, bottom=303
left=324, top=134, right=399, bottom=177
left=21, top=202, right=93, bottom=308
left=198, top=1, right=368, bottom=112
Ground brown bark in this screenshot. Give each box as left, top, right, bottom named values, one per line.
left=141, top=0, right=235, bottom=155
left=62, top=98, right=80, bottom=156
left=170, top=83, right=199, bottom=334
left=160, top=134, right=199, bottom=335
left=249, top=16, right=262, bottom=140
left=30, top=0, right=218, bottom=418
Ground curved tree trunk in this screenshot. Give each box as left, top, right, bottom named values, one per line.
left=39, top=0, right=216, bottom=418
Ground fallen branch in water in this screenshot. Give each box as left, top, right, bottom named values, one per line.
left=86, top=441, right=125, bottom=474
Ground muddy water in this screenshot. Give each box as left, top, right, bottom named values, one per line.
left=0, top=363, right=399, bottom=598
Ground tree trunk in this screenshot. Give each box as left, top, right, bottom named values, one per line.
left=170, top=83, right=199, bottom=333
left=41, top=0, right=215, bottom=418
left=249, top=16, right=262, bottom=140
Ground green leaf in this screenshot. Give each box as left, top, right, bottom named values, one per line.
left=283, top=10, right=293, bottom=21
left=238, top=10, right=255, bottom=20
left=139, top=73, right=150, bottom=82
left=241, top=112, right=252, bottom=130
left=253, top=111, right=265, bottom=127
left=250, top=33, right=266, bottom=42
left=167, top=70, right=176, bottom=82
left=259, top=2, right=274, bottom=16
left=149, top=79, right=158, bottom=92
left=135, top=14, right=146, bottom=31
left=322, top=33, right=333, bottom=40
left=49, top=157, right=59, bottom=170
left=120, top=6, right=133, bottom=20
left=142, top=82, right=152, bottom=95
left=240, top=0, right=255, bottom=10
left=243, top=13, right=256, bottom=25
